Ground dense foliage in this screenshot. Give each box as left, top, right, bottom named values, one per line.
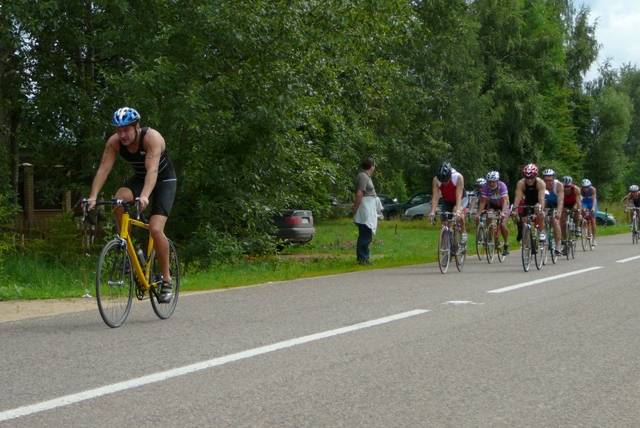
left=1, top=0, right=638, bottom=264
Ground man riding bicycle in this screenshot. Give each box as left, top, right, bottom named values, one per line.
left=429, top=162, right=467, bottom=244
left=513, top=163, right=546, bottom=242
left=86, top=107, right=177, bottom=303
left=476, top=171, right=510, bottom=256
left=622, top=184, right=640, bottom=221
left=542, top=169, right=564, bottom=255
left=581, top=179, right=598, bottom=246
left=561, top=176, right=582, bottom=240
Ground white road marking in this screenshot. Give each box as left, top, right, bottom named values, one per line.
left=616, top=255, right=640, bottom=263
left=442, top=301, right=484, bottom=306
left=0, top=309, right=430, bottom=422
left=487, top=267, right=604, bottom=294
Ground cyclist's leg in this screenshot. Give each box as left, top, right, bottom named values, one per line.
left=150, top=179, right=176, bottom=278
left=113, top=182, right=137, bottom=233
left=560, top=209, right=568, bottom=240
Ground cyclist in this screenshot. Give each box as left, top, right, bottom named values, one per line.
left=580, top=179, right=598, bottom=246
left=622, top=184, right=640, bottom=225
left=513, top=163, right=545, bottom=242
left=561, top=176, right=582, bottom=240
left=541, top=169, right=564, bottom=255
left=476, top=171, right=510, bottom=256
left=86, top=107, right=177, bottom=303
left=469, top=178, right=486, bottom=222
left=429, top=162, right=467, bottom=243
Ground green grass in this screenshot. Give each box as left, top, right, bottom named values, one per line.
left=0, top=210, right=633, bottom=301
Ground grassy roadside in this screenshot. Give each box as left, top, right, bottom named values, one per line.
left=0, top=209, right=630, bottom=301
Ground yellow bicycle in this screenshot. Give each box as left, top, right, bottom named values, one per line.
left=83, top=198, right=180, bottom=328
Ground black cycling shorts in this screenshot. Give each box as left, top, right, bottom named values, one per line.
left=122, top=176, right=177, bottom=217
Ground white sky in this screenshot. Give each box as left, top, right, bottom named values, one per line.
left=581, top=0, right=640, bottom=80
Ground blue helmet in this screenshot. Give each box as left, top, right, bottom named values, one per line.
left=112, top=107, right=141, bottom=126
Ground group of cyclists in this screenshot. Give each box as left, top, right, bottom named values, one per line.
left=429, top=161, right=600, bottom=258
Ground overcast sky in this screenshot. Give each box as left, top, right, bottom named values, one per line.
left=580, top=0, right=640, bottom=80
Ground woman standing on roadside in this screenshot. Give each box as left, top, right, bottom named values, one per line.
left=353, top=157, right=382, bottom=265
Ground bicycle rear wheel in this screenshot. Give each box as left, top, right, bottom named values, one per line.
left=438, top=228, right=451, bottom=274
left=496, top=227, right=506, bottom=263
left=150, top=239, right=180, bottom=319
left=475, top=224, right=486, bottom=261
left=521, top=225, right=532, bottom=272
left=96, top=238, right=134, bottom=328
left=633, top=216, right=638, bottom=244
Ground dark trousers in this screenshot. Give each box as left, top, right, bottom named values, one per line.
left=356, top=223, right=373, bottom=262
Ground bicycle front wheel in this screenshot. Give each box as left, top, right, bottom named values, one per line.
left=150, top=239, right=180, bottom=320
left=475, top=224, right=486, bottom=261
left=581, top=221, right=589, bottom=251
left=521, top=225, right=532, bottom=272
left=96, top=238, right=134, bottom=328
left=438, top=228, right=451, bottom=274
left=485, top=224, right=495, bottom=264
left=534, top=230, right=544, bottom=270
left=454, top=227, right=466, bottom=272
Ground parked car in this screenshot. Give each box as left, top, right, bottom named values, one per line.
left=377, top=194, right=398, bottom=218
left=401, top=191, right=473, bottom=220
left=274, top=209, right=315, bottom=243
left=384, top=192, right=431, bottom=219
left=595, top=210, right=615, bottom=226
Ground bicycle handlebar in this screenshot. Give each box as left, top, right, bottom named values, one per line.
left=81, top=198, right=143, bottom=219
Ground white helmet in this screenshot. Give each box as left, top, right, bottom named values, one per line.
left=475, top=178, right=487, bottom=187
left=581, top=178, right=592, bottom=187
left=542, top=168, right=555, bottom=177
left=630, top=184, right=639, bottom=192
left=486, top=171, right=500, bottom=181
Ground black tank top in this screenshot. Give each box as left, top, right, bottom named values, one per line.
left=524, top=181, right=539, bottom=205
left=118, top=127, right=175, bottom=179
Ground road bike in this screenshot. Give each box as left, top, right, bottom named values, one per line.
left=478, top=210, right=506, bottom=264
left=433, top=211, right=466, bottom=274
left=562, top=208, right=578, bottom=260
left=83, top=198, right=180, bottom=328
left=626, top=206, right=640, bottom=245
left=520, top=206, right=544, bottom=272
left=580, top=209, right=595, bottom=251
left=543, top=208, right=558, bottom=265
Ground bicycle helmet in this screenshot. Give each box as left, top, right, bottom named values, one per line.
left=630, top=184, right=639, bottom=192
left=562, top=176, right=573, bottom=185
left=112, top=107, right=141, bottom=126
left=581, top=178, right=592, bottom=187
left=522, top=163, right=538, bottom=178
left=475, top=178, right=486, bottom=187
left=437, top=162, right=453, bottom=182
left=486, top=171, right=500, bottom=181
left=542, top=168, right=555, bottom=177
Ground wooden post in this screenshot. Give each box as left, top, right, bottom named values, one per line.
left=64, top=190, right=72, bottom=212
left=22, top=163, right=34, bottom=231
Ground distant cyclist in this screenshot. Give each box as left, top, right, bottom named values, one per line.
left=513, top=163, right=545, bottom=242
left=561, top=176, right=582, bottom=238
left=87, top=107, right=177, bottom=303
left=622, top=184, right=640, bottom=223
left=469, top=177, right=486, bottom=220
left=542, top=169, right=564, bottom=255
left=476, top=171, right=510, bottom=256
left=429, top=162, right=467, bottom=243
left=580, top=178, right=598, bottom=246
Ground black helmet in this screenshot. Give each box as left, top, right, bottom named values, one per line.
left=437, top=162, right=453, bottom=182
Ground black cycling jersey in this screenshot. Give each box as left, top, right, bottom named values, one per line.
left=119, top=127, right=177, bottom=217
left=119, top=127, right=175, bottom=180
left=524, top=181, right=539, bottom=206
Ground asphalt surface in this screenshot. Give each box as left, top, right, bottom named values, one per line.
left=2, top=233, right=640, bottom=427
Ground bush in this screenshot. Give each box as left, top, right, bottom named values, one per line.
left=182, top=224, right=245, bottom=270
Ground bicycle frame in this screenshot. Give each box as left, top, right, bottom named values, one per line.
left=118, top=210, right=156, bottom=291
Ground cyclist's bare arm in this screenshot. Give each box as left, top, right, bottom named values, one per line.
left=140, top=130, right=165, bottom=208
left=556, top=183, right=564, bottom=216
left=454, top=174, right=464, bottom=214
left=88, top=138, right=119, bottom=209
left=513, top=179, right=524, bottom=207
left=536, top=178, right=546, bottom=210
left=430, top=176, right=440, bottom=216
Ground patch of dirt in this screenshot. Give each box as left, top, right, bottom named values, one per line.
left=0, top=297, right=96, bottom=323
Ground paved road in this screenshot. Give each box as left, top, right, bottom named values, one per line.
left=2, top=233, right=640, bottom=427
